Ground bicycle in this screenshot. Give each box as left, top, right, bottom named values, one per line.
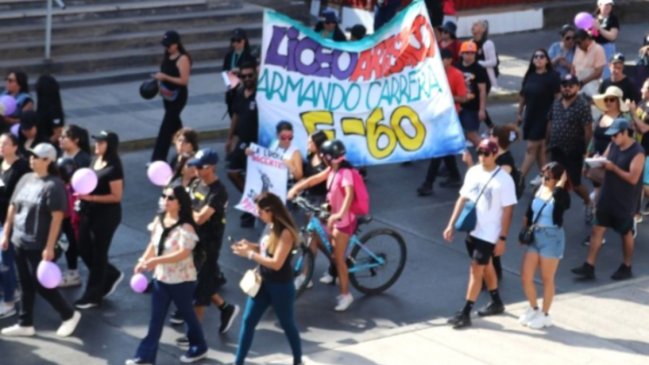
left=291, top=195, right=407, bottom=297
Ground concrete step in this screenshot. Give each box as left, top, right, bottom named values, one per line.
left=0, top=0, right=209, bottom=25
left=0, top=22, right=262, bottom=60
left=0, top=4, right=262, bottom=42
left=0, top=37, right=261, bottom=79
left=0, top=0, right=168, bottom=11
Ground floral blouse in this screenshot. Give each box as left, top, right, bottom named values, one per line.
left=149, top=222, right=198, bottom=284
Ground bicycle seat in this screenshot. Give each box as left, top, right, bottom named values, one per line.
left=357, top=215, right=372, bottom=226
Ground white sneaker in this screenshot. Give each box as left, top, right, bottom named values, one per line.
left=319, top=272, right=334, bottom=285
left=56, top=311, right=81, bottom=337
left=1, top=324, right=35, bottom=337
left=294, top=274, right=306, bottom=290
left=517, top=307, right=539, bottom=326
left=0, top=302, right=16, bottom=319
left=334, top=293, right=354, bottom=312
left=529, top=175, right=542, bottom=186
left=527, top=312, right=552, bottom=329
left=59, top=270, right=82, bottom=288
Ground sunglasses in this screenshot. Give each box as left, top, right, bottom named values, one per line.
left=324, top=20, right=336, bottom=24
left=239, top=73, right=254, bottom=80
left=477, top=150, right=492, bottom=157
left=160, top=193, right=177, bottom=201
left=533, top=54, right=546, bottom=59
left=231, top=38, right=243, bottom=43
left=604, top=97, right=618, bottom=103
left=279, top=134, right=293, bottom=141
left=564, top=36, right=573, bottom=40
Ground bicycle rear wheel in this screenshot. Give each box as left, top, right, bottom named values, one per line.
left=291, top=241, right=315, bottom=297
left=349, top=228, right=407, bottom=295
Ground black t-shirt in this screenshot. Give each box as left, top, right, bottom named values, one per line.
left=455, top=61, right=488, bottom=111
left=231, top=86, right=259, bottom=144
left=521, top=71, right=560, bottom=126
left=594, top=14, right=619, bottom=45
left=89, top=158, right=124, bottom=208
left=304, top=153, right=328, bottom=197
left=0, top=158, right=30, bottom=223
left=190, top=179, right=228, bottom=241
left=496, top=151, right=522, bottom=198
left=599, top=77, right=640, bottom=103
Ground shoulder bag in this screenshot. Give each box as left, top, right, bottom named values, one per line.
left=518, top=195, right=552, bottom=245
left=454, top=167, right=501, bottom=232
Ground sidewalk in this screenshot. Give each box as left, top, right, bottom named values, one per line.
left=258, top=277, right=649, bottom=365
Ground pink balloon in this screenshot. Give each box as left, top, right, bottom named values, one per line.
left=10, top=123, right=19, bottom=137
left=0, top=95, right=17, bottom=117
left=147, top=161, right=172, bottom=186
left=71, top=168, right=98, bottom=195
left=574, top=12, right=594, bottom=30
left=37, top=261, right=62, bottom=289
left=130, top=273, right=148, bottom=293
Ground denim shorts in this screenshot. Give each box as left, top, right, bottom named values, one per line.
left=459, top=109, right=480, bottom=132
left=527, top=226, right=565, bottom=259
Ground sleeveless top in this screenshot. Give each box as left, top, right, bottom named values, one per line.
left=304, top=153, right=328, bottom=197
left=592, top=114, right=618, bottom=155
left=259, top=231, right=294, bottom=283
left=598, top=141, right=644, bottom=217
left=160, top=54, right=187, bottom=93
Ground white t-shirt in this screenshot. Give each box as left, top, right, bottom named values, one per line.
left=270, top=140, right=299, bottom=180
left=459, top=165, right=517, bottom=244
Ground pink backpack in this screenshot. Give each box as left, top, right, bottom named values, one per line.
left=347, top=168, right=370, bottom=216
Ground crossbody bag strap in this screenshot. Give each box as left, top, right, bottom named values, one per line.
left=530, top=195, right=552, bottom=227
left=474, top=167, right=501, bottom=205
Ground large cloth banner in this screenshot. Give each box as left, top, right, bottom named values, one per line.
left=257, top=0, right=465, bottom=166
left=235, top=143, right=288, bottom=215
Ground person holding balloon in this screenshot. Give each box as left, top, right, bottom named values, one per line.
left=75, top=130, right=125, bottom=309
left=1, top=70, right=34, bottom=128
left=0, top=143, right=81, bottom=337
left=126, top=185, right=208, bottom=365
left=0, top=133, right=31, bottom=319
left=592, top=0, right=620, bottom=79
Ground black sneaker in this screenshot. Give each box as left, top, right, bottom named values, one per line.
left=219, top=304, right=240, bottom=333
left=571, top=263, right=595, bottom=279
left=447, top=311, right=471, bottom=329
left=103, top=271, right=124, bottom=299
left=169, top=311, right=184, bottom=325
left=175, top=336, right=189, bottom=348
left=611, top=264, right=632, bottom=281
left=416, top=184, right=433, bottom=196
left=439, top=177, right=462, bottom=188
left=74, top=297, right=100, bottom=310
left=477, top=301, right=505, bottom=317
left=240, top=213, right=255, bottom=228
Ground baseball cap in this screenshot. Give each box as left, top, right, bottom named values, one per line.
left=598, top=0, right=614, bottom=5
left=439, top=21, right=457, bottom=37
left=161, top=30, right=180, bottom=47
left=604, top=117, right=630, bottom=136
left=28, top=143, right=57, bottom=161
left=440, top=48, right=454, bottom=60
left=477, top=139, right=498, bottom=154
left=188, top=148, right=219, bottom=167
left=231, top=28, right=247, bottom=41
left=321, top=9, right=338, bottom=23
left=459, top=41, right=478, bottom=54
left=347, top=24, right=367, bottom=40
left=92, top=130, right=119, bottom=146
left=561, top=74, right=580, bottom=85
left=611, top=52, right=625, bottom=64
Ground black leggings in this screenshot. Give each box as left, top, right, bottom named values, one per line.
left=78, top=206, right=121, bottom=302
left=151, top=90, right=187, bottom=162
left=61, top=217, right=79, bottom=270
left=15, top=247, right=74, bottom=326
left=423, top=155, right=460, bottom=186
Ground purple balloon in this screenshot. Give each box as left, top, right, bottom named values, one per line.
left=71, top=168, right=98, bottom=195
left=10, top=123, right=19, bottom=137
left=130, top=273, right=148, bottom=293
left=0, top=95, right=17, bottom=117
left=37, top=261, right=62, bottom=289
left=574, top=12, right=594, bottom=30
left=147, top=161, right=172, bottom=186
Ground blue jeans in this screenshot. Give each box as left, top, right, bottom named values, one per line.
left=601, top=42, right=616, bottom=79
left=0, top=244, right=17, bottom=303
left=135, top=280, right=207, bottom=363
left=235, top=281, right=302, bottom=365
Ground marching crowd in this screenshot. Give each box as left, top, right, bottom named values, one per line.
left=0, top=0, right=648, bottom=364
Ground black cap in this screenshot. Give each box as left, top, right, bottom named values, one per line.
left=561, top=73, right=580, bottom=85
left=161, top=30, right=180, bottom=47
left=92, top=130, right=119, bottom=146
left=560, top=24, right=575, bottom=36
left=611, top=52, right=625, bottom=63
left=440, top=48, right=454, bottom=60
left=321, top=9, right=338, bottom=23
left=574, top=29, right=590, bottom=40
left=347, top=24, right=367, bottom=40
left=231, top=28, right=247, bottom=41
left=19, top=110, right=39, bottom=130
left=439, top=21, right=457, bottom=37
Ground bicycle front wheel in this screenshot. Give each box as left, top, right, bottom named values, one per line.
left=292, top=241, right=315, bottom=298
left=349, top=228, right=407, bottom=295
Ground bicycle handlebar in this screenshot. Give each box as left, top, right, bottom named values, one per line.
left=292, top=196, right=323, bottom=213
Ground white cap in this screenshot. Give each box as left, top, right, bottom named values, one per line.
left=28, top=143, right=57, bottom=161
left=598, top=0, right=614, bottom=5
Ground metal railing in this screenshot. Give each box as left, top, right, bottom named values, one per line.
left=45, top=0, right=67, bottom=60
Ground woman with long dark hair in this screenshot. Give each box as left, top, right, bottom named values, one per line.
left=151, top=30, right=192, bottom=163
left=231, top=192, right=303, bottom=365
left=0, top=133, right=30, bottom=318
left=1, top=143, right=81, bottom=337
left=126, top=185, right=208, bottom=365
left=75, top=130, right=124, bottom=309
left=35, top=75, right=65, bottom=144
left=2, top=70, right=33, bottom=127
left=593, top=0, right=620, bottom=79
left=517, top=48, right=561, bottom=187
left=303, top=130, right=329, bottom=202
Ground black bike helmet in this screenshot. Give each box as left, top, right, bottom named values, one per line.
left=320, top=139, right=346, bottom=162
left=57, top=157, right=77, bottom=184
left=139, top=79, right=159, bottom=100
